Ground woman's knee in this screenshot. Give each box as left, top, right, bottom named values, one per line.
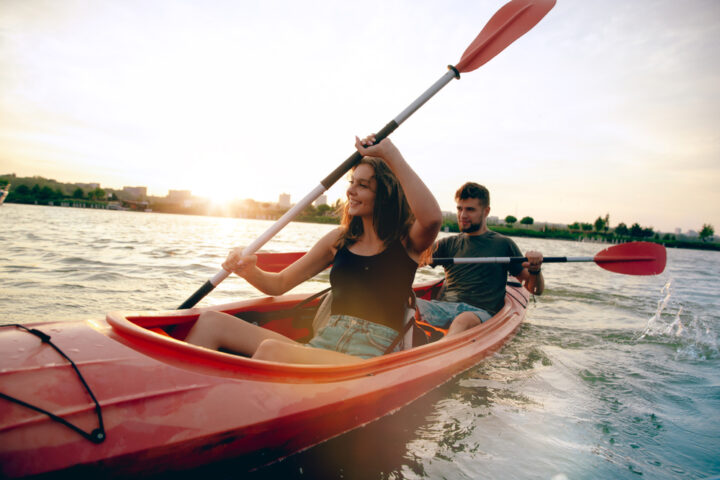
left=187, top=311, right=232, bottom=347
left=196, top=311, right=230, bottom=331
left=254, top=339, right=292, bottom=362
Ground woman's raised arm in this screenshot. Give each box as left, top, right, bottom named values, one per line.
left=355, top=135, right=441, bottom=254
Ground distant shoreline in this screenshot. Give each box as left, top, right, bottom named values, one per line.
left=5, top=202, right=719, bottom=252
left=485, top=225, right=720, bottom=252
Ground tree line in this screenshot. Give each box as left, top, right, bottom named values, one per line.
left=504, top=212, right=715, bottom=243
left=441, top=210, right=717, bottom=249
left=566, top=214, right=715, bottom=243
left=0, top=176, right=342, bottom=222
left=8, top=183, right=109, bottom=203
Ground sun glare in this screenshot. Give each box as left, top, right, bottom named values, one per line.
left=194, top=184, right=238, bottom=207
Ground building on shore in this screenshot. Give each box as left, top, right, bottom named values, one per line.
left=278, top=193, right=291, bottom=208
left=122, top=186, right=147, bottom=200
left=313, top=195, right=328, bottom=207
left=167, top=190, right=193, bottom=208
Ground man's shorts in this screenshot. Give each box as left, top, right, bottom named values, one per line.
left=308, top=314, right=399, bottom=359
left=415, top=298, right=493, bottom=329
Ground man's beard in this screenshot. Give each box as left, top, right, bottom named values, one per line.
left=460, top=222, right=482, bottom=233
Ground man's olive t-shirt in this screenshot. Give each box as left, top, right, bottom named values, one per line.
left=434, top=231, right=523, bottom=315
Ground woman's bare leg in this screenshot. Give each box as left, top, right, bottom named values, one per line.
left=186, top=311, right=366, bottom=364
left=185, top=310, right=296, bottom=354
left=254, top=339, right=364, bottom=365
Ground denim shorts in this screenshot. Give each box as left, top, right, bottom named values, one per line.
left=415, top=298, right=492, bottom=329
left=307, top=315, right=399, bottom=359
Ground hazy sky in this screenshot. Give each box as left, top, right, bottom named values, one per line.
left=1, top=0, right=718, bottom=232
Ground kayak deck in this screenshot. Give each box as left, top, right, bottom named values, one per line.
left=0, top=279, right=528, bottom=477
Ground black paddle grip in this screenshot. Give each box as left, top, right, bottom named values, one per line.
left=320, top=120, right=399, bottom=189
left=178, top=280, right=215, bottom=309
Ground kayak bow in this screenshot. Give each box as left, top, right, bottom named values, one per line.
left=0, top=279, right=527, bottom=477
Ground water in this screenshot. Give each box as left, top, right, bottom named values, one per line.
left=1, top=204, right=719, bottom=479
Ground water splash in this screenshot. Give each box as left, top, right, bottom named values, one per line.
left=636, top=279, right=719, bottom=361
left=637, top=280, right=676, bottom=339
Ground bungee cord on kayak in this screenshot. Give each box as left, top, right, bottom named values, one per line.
left=0, top=324, right=106, bottom=444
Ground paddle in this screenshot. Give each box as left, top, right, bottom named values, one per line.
left=254, top=242, right=668, bottom=276
left=432, top=241, right=667, bottom=275
left=178, top=0, right=556, bottom=309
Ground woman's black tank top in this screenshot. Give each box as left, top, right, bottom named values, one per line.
left=330, top=239, right=418, bottom=333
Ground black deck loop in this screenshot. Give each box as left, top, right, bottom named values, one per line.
left=0, top=323, right=106, bottom=444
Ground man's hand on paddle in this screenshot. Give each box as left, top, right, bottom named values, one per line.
left=523, top=250, right=543, bottom=273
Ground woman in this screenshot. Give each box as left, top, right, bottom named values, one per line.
left=185, top=134, right=441, bottom=364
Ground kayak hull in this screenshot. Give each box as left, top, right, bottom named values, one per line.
left=0, top=280, right=528, bottom=477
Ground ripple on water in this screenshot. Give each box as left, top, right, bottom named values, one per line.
left=80, top=272, right=128, bottom=282
left=58, top=256, right=114, bottom=266
left=1, top=264, right=42, bottom=273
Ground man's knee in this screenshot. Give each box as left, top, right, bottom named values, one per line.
left=457, top=312, right=482, bottom=327
left=447, top=312, right=481, bottom=335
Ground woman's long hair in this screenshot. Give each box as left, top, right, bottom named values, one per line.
left=335, top=157, right=413, bottom=250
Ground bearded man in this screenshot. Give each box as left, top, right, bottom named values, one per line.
left=417, top=182, right=545, bottom=336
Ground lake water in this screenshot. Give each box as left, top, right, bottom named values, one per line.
left=1, top=204, right=719, bottom=479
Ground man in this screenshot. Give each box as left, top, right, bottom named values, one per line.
left=417, top=182, right=544, bottom=336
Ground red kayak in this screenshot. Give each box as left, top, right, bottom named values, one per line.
left=0, top=279, right=528, bottom=478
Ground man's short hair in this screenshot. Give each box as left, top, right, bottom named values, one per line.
left=455, top=182, right=490, bottom=207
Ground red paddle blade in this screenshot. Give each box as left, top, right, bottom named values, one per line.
left=255, top=251, right=306, bottom=273
left=593, top=242, right=667, bottom=276
left=455, top=0, right=555, bottom=73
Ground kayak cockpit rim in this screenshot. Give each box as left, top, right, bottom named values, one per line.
left=104, top=281, right=528, bottom=381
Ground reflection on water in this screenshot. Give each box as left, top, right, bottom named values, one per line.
left=2, top=204, right=720, bottom=479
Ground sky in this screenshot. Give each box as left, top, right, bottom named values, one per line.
left=1, top=0, right=718, bottom=233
